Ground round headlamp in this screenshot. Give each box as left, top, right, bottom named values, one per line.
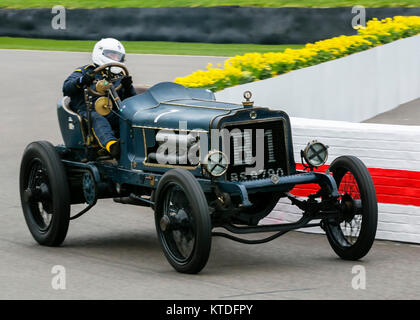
left=203, top=150, right=229, bottom=177
left=303, top=140, right=329, bottom=168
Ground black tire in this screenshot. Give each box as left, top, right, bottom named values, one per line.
left=154, top=169, right=212, bottom=274
left=19, top=141, right=70, bottom=246
left=324, top=155, right=378, bottom=260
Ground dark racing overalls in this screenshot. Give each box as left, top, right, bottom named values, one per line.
left=62, top=64, right=136, bottom=149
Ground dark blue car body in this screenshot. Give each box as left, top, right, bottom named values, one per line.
left=56, top=82, right=338, bottom=210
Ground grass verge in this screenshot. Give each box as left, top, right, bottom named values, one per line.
left=0, top=0, right=419, bottom=9
left=0, top=37, right=304, bottom=56
left=0, top=0, right=420, bottom=9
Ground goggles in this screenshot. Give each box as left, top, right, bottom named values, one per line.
left=103, top=49, right=125, bottom=63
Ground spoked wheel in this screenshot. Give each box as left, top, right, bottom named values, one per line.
left=324, top=156, right=378, bottom=260
left=19, top=141, right=70, bottom=246
left=154, top=169, right=211, bottom=274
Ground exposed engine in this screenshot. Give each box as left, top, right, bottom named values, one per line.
left=147, top=130, right=200, bottom=166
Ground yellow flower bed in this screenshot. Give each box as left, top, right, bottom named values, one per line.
left=175, top=16, right=420, bottom=91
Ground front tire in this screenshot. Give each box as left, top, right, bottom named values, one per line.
left=154, top=169, right=212, bottom=274
left=324, top=156, right=378, bottom=260
left=19, top=141, right=70, bottom=246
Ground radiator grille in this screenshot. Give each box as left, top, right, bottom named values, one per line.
left=222, top=120, right=289, bottom=181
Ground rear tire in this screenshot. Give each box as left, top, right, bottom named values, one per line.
left=324, top=156, right=377, bottom=260
left=19, top=141, right=70, bottom=246
left=154, top=169, right=212, bottom=274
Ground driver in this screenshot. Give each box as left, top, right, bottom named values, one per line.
left=62, top=38, right=136, bottom=158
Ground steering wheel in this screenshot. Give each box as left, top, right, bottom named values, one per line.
left=87, top=62, right=129, bottom=96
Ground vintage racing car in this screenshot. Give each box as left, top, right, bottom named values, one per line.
left=19, top=62, right=378, bottom=274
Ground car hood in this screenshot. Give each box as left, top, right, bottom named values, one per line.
left=120, top=82, right=244, bottom=131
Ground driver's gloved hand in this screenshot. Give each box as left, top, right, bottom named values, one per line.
left=120, top=75, right=133, bottom=89
left=79, top=72, right=95, bottom=86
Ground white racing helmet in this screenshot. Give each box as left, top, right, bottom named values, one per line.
left=92, top=38, right=126, bottom=74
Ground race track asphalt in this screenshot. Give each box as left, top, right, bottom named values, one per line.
left=1, top=50, right=419, bottom=300
left=364, top=97, right=420, bottom=126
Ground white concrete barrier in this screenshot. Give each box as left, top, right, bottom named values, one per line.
left=215, top=34, right=420, bottom=122
left=262, top=117, right=420, bottom=244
